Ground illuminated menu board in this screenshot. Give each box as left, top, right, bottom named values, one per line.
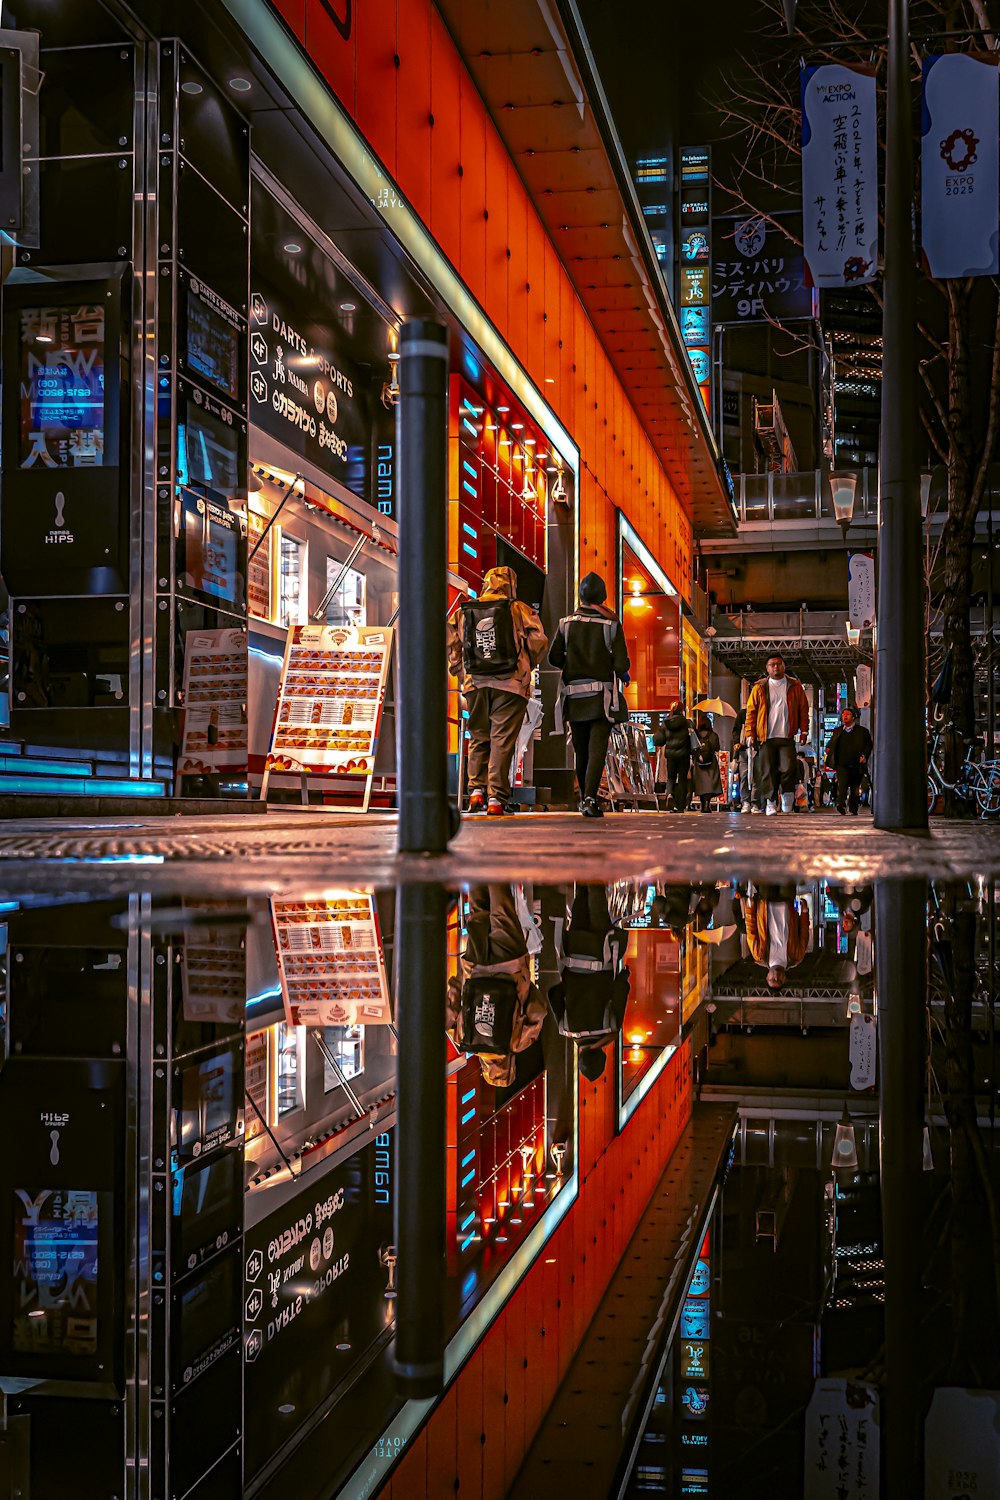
left=271, top=891, right=391, bottom=1026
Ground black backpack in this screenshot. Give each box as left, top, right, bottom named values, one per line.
left=459, top=974, right=519, bottom=1053
left=460, top=599, right=520, bottom=676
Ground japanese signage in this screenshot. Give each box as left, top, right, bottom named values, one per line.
left=848, top=553, right=875, bottom=630
left=804, top=1378, right=880, bottom=1499
left=179, top=627, right=249, bottom=776
left=712, top=214, right=816, bottom=325
left=243, top=1139, right=394, bottom=1483
left=247, top=506, right=272, bottom=619
left=921, top=54, right=1000, bottom=280
left=801, top=64, right=878, bottom=287
left=263, top=623, right=392, bottom=784
left=249, top=278, right=369, bottom=498
left=848, top=1012, right=876, bottom=1090
left=271, top=891, right=392, bottom=1026
left=19, top=303, right=105, bottom=469
left=678, top=146, right=712, bottom=413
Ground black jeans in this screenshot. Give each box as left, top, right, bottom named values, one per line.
left=835, top=765, right=864, bottom=812
left=570, top=717, right=613, bottom=801
left=664, top=752, right=691, bottom=811
left=760, top=737, right=797, bottom=801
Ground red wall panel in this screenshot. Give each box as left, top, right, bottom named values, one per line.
left=429, top=9, right=464, bottom=268
left=354, top=0, right=398, bottom=177
left=395, top=0, right=433, bottom=227
left=459, top=71, right=487, bottom=307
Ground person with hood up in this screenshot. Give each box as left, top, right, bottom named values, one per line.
left=691, top=712, right=724, bottom=812
left=824, top=706, right=873, bottom=816
left=547, top=883, right=630, bottom=1082
left=653, top=701, right=696, bottom=811
left=548, top=572, right=631, bottom=818
left=447, top=565, right=547, bottom=816
left=744, top=652, right=811, bottom=816
left=446, top=883, right=547, bottom=1088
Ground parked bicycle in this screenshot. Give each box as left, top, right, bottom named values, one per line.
left=927, top=721, right=1000, bottom=815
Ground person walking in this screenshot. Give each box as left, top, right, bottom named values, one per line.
left=732, top=705, right=754, bottom=813
left=739, top=885, right=811, bottom=991
left=691, top=712, right=723, bottom=812
left=549, top=572, right=630, bottom=818
left=824, top=706, right=873, bottom=816
left=446, top=883, right=547, bottom=1087
left=653, top=701, right=696, bottom=811
left=447, top=565, right=547, bottom=817
left=744, top=652, right=810, bottom=816
left=548, top=883, right=630, bottom=1082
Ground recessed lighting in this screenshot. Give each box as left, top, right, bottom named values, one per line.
left=545, top=377, right=555, bottom=384
left=336, top=1341, right=352, bottom=1351
left=497, top=404, right=510, bottom=412
left=512, top=422, right=524, bottom=430
left=387, top=351, right=400, bottom=363
left=283, top=241, right=303, bottom=254
left=181, top=80, right=203, bottom=95
left=35, top=333, right=53, bottom=345
left=340, top=301, right=356, bottom=311
left=278, top=1403, right=295, bottom=1415
left=524, top=438, right=536, bottom=445
left=228, top=77, right=252, bottom=91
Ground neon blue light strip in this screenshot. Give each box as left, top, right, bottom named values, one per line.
left=462, top=398, right=481, bottom=414
left=462, top=544, right=477, bottom=559
left=462, top=480, right=478, bottom=498
left=461, top=1233, right=476, bottom=1251
left=0, top=901, right=19, bottom=913
left=460, top=1211, right=475, bottom=1231
left=0, top=775, right=166, bottom=797
left=247, top=983, right=284, bottom=1017
left=0, top=757, right=90, bottom=777
left=462, top=460, right=477, bottom=478
left=461, top=1089, right=476, bottom=1105
left=461, top=1108, right=476, bottom=1125
left=461, top=1169, right=476, bottom=1188
left=462, top=418, right=477, bottom=435
left=462, top=523, right=477, bottom=538
left=250, top=644, right=286, bottom=665
left=461, top=1149, right=476, bottom=1167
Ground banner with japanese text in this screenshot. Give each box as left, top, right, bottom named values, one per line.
left=921, top=53, right=999, bottom=280
left=801, top=63, right=878, bottom=288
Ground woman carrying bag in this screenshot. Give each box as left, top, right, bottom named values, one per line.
left=691, top=712, right=723, bottom=812
left=653, top=701, right=696, bottom=812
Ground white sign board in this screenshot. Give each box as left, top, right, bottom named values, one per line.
left=926, top=1387, right=1000, bottom=1499
left=849, top=1012, right=877, bottom=1090
left=848, top=553, right=876, bottom=630
left=854, top=664, right=872, bottom=709
left=801, top=64, right=879, bottom=288
left=922, top=55, right=1000, bottom=281
left=804, top=1378, right=880, bottom=1500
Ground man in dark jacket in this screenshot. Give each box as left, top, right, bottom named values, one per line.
left=825, top=707, right=873, bottom=816
left=547, top=883, right=630, bottom=1080
left=653, top=702, right=695, bottom=811
left=548, top=573, right=631, bottom=818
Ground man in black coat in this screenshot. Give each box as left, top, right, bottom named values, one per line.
left=824, top=707, right=873, bottom=815
left=549, top=572, right=631, bottom=818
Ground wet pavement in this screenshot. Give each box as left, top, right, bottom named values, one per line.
left=2, top=825, right=998, bottom=1497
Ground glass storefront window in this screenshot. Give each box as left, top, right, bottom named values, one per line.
left=322, top=1024, right=364, bottom=1088
left=276, top=1022, right=305, bottom=1117
left=325, top=561, right=366, bottom=628
left=278, top=533, right=304, bottom=627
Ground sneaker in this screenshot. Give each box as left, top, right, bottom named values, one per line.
left=665, top=794, right=676, bottom=811
left=781, top=792, right=795, bottom=814
left=468, top=789, right=486, bottom=814
left=765, top=800, right=778, bottom=817
left=836, top=804, right=847, bottom=816
left=741, top=801, right=751, bottom=814
left=487, top=799, right=504, bottom=817
left=581, top=796, right=603, bottom=818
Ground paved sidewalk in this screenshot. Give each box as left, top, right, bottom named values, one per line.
left=0, top=808, right=996, bottom=895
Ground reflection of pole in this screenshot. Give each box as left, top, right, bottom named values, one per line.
left=875, top=879, right=925, bottom=1493
left=875, top=0, right=926, bottom=829
left=392, top=882, right=447, bottom=1395
left=397, top=319, right=451, bottom=853
left=988, top=504, right=995, bottom=759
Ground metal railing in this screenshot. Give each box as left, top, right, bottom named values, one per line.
left=730, top=468, right=879, bottom=524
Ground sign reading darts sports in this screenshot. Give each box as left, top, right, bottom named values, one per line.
left=921, top=53, right=999, bottom=281
left=800, top=63, right=878, bottom=288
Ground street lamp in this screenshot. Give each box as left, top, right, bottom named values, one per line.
left=920, top=471, right=931, bottom=518
left=832, top=1108, right=859, bottom=1169
left=830, top=471, right=858, bottom=540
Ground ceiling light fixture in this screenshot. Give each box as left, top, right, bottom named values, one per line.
left=283, top=242, right=303, bottom=254
left=181, top=80, right=203, bottom=95
left=228, top=77, right=252, bottom=91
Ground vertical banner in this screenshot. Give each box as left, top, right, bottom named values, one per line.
left=921, top=53, right=999, bottom=280
left=847, top=552, right=876, bottom=629
left=801, top=64, right=878, bottom=287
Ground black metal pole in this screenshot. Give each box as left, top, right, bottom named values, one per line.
left=874, top=0, right=927, bottom=829
left=397, top=319, right=451, bottom=853
left=392, top=881, right=447, bottom=1395
left=875, top=878, right=926, bottom=1492
left=988, top=505, right=995, bottom=759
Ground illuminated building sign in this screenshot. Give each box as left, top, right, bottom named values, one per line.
left=681, top=268, right=710, bottom=307
left=681, top=231, right=710, bottom=263
left=681, top=307, right=710, bottom=347
left=678, top=146, right=712, bottom=414
left=679, top=147, right=710, bottom=183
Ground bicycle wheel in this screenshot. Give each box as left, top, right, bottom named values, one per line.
left=975, top=764, right=1000, bottom=815
left=927, top=775, right=938, bottom=814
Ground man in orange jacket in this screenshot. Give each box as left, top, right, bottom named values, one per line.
left=744, top=653, right=810, bottom=816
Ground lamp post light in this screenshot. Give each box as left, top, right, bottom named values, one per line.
left=830, top=471, right=858, bottom=541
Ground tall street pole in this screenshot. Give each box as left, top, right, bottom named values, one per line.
left=875, top=0, right=927, bottom=829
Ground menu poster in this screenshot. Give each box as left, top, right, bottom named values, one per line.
left=271, top=892, right=392, bottom=1027
left=179, top=627, right=249, bottom=775
left=247, top=506, right=271, bottom=619
left=181, top=917, right=246, bottom=1025
left=245, top=1029, right=270, bottom=1143
left=264, top=624, right=392, bottom=781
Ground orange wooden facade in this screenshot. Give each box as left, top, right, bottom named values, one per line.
left=380, top=1041, right=693, bottom=1499
left=269, top=0, right=694, bottom=600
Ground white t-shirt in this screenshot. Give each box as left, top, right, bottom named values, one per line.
left=767, top=677, right=790, bottom=739
left=767, top=904, right=789, bottom=969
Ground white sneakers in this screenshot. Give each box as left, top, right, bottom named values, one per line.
left=781, top=792, right=795, bottom=814
left=741, top=801, right=752, bottom=813
left=765, top=800, right=778, bottom=816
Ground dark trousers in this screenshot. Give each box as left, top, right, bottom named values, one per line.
left=467, top=687, right=527, bottom=802
left=466, top=884, right=526, bottom=965
left=736, top=747, right=752, bottom=804
left=760, top=737, right=797, bottom=801
left=835, top=764, right=864, bottom=812
left=570, top=717, right=612, bottom=801
left=664, top=752, right=690, bottom=811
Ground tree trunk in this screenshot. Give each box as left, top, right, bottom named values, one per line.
left=944, top=283, right=978, bottom=741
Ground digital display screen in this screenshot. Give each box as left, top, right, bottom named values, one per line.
left=689, top=349, right=710, bottom=384
left=19, top=304, right=106, bottom=468
left=681, top=307, right=710, bottom=347
left=12, top=1188, right=100, bottom=1356
left=186, top=286, right=241, bottom=404
left=681, top=1340, right=710, bottom=1379
left=680, top=1295, right=710, bottom=1339
left=178, top=401, right=239, bottom=496
left=176, top=1048, right=237, bottom=1161
left=173, top=1152, right=241, bottom=1273
left=181, top=494, right=240, bottom=605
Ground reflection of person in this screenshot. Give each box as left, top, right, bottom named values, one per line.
left=549, top=573, right=631, bottom=818
left=831, top=884, right=874, bottom=933
left=825, top=707, right=873, bottom=816
left=745, top=653, right=810, bottom=816
left=547, top=884, right=630, bottom=1080
left=691, top=713, right=723, bottom=812
left=653, top=702, right=695, bottom=812
left=446, top=884, right=547, bottom=1086
left=650, top=883, right=719, bottom=939
left=447, top=566, right=547, bottom=817
left=742, top=889, right=810, bottom=990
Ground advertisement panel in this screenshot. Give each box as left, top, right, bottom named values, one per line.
left=712, top=213, right=816, bottom=325
left=178, top=627, right=249, bottom=776
left=801, top=63, right=878, bottom=288
left=271, top=891, right=392, bottom=1026
left=921, top=53, right=1000, bottom=280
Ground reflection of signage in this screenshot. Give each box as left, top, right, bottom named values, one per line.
left=174, top=1046, right=242, bottom=1165
left=804, top=1378, right=880, bottom=1499
left=179, top=627, right=249, bottom=775
left=925, top=1388, right=1000, bottom=1500
left=689, top=349, right=710, bottom=384
left=849, top=1012, right=876, bottom=1090
left=249, top=275, right=369, bottom=498
left=264, top=624, right=392, bottom=783
left=681, top=1340, right=710, bottom=1379
left=244, top=1030, right=269, bottom=1142
left=247, top=507, right=272, bottom=619
left=271, top=891, right=391, bottom=1026
left=681, top=1295, right=710, bottom=1339
left=13, top=1189, right=100, bottom=1357
left=681, top=231, right=710, bottom=263
left=681, top=306, right=710, bottom=346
